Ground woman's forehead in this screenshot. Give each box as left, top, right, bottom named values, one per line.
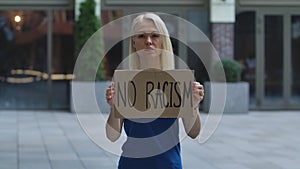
left=134, top=19, right=159, bottom=33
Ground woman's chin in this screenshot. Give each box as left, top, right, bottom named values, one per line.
left=138, top=53, right=159, bottom=59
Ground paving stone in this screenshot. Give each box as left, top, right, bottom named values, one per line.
left=0, top=110, right=299, bottom=169
left=19, top=159, right=51, bottom=169
left=50, top=159, right=85, bottom=169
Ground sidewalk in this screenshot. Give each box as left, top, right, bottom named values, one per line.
left=0, top=110, right=299, bottom=169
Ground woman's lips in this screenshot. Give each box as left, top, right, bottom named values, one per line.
left=145, top=47, right=155, bottom=50
left=143, top=48, right=155, bottom=53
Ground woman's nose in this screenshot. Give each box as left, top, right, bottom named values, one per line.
left=146, top=36, right=152, bottom=45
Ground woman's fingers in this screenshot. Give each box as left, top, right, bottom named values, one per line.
left=192, top=82, right=204, bottom=96
left=106, top=82, right=115, bottom=106
left=192, top=82, right=205, bottom=105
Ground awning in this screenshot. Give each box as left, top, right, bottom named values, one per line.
left=0, top=0, right=73, bottom=10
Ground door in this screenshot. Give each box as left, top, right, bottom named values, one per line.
left=291, top=15, right=300, bottom=106
left=256, top=11, right=300, bottom=109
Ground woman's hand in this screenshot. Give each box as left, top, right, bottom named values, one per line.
left=192, top=82, right=204, bottom=109
left=106, top=82, right=115, bottom=107
left=105, top=82, right=124, bottom=142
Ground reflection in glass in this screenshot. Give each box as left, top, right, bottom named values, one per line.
left=235, top=11, right=256, bottom=107
left=264, top=15, right=283, bottom=104
left=291, top=16, right=300, bottom=104
left=52, top=10, right=74, bottom=109
left=0, top=10, right=74, bottom=109
left=0, top=10, right=48, bottom=109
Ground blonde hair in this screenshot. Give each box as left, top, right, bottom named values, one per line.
left=129, top=13, right=175, bottom=70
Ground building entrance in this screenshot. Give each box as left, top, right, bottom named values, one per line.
left=236, top=10, right=300, bottom=109
left=256, top=11, right=300, bottom=109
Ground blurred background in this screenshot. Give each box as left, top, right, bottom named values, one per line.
left=0, top=1, right=299, bottom=169
left=0, top=0, right=299, bottom=111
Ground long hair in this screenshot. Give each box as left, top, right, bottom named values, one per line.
left=129, top=13, right=175, bottom=70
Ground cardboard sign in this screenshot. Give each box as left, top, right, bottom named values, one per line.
left=113, top=69, right=195, bottom=118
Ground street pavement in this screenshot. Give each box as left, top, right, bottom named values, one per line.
left=0, top=110, right=299, bottom=169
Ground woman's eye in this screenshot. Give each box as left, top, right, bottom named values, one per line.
left=151, top=34, right=160, bottom=38
left=135, top=33, right=161, bottom=39
left=137, top=34, right=145, bottom=38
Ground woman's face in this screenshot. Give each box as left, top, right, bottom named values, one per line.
left=132, top=19, right=163, bottom=60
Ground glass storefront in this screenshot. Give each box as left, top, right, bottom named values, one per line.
left=236, top=9, right=300, bottom=109
left=235, top=11, right=256, bottom=107
left=0, top=10, right=74, bottom=109
left=291, top=15, right=300, bottom=104
left=264, top=15, right=284, bottom=105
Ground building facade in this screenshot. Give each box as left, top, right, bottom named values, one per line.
left=0, top=0, right=74, bottom=109
left=0, top=0, right=299, bottom=110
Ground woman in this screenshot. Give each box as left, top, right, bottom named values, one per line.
left=106, top=13, right=204, bottom=169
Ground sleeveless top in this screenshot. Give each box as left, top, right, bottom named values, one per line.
left=118, top=118, right=182, bottom=169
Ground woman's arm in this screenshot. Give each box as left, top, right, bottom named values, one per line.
left=105, top=82, right=124, bottom=142
left=182, top=82, right=204, bottom=139
left=106, top=109, right=124, bottom=142
left=182, top=109, right=201, bottom=139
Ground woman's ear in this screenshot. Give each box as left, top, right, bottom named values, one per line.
left=132, top=38, right=136, bottom=49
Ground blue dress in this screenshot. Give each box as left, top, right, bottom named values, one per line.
left=118, top=118, right=182, bottom=169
